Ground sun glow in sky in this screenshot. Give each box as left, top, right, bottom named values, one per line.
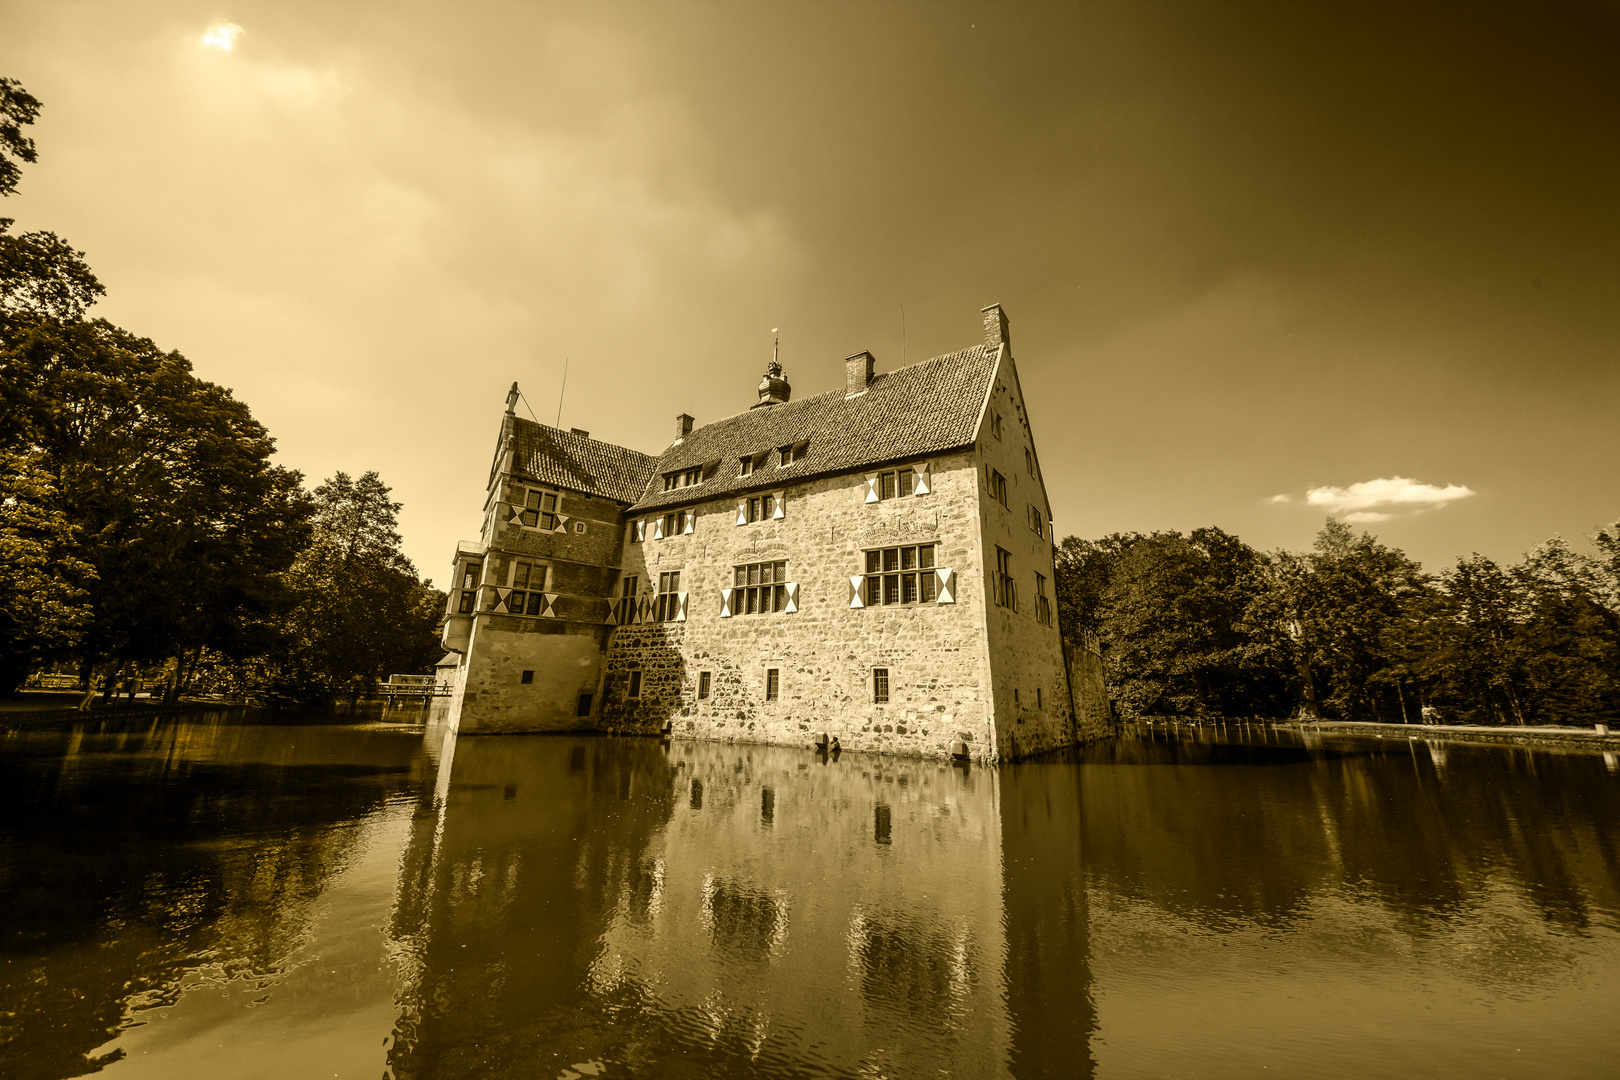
left=200, top=21, right=243, bottom=51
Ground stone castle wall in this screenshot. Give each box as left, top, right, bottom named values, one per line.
left=601, top=448, right=1009, bottom=761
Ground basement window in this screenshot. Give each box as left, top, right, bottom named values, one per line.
left=873, top=667, right=890, bottom=705
left=765, top=668, right=780, bottom=702
left=698, top=671, right=711, bottom=699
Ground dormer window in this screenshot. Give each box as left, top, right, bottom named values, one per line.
left=777, top=441, right=808, bottom=466
left=662, top=465, right=704, bottom=492
left=739, top=452, right=767, bottom=476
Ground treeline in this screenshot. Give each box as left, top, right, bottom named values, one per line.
left=0, top=77, right=442, bottom=703
left=1056, top=519, right=1620, bottom=726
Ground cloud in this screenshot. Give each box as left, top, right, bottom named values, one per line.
left=1267, top=476, right=1477, bottom=520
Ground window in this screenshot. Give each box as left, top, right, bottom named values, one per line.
left=520, top=670, right=534, bottom=684
left=628, top=669, right=642, bottom=697
left=995, top=547, right=1017, bottom=610
left=861, top=544, right=936, bottom=606
left=1036, top=688, right=1043, bottom=709
left=765, top=667, right=779, bottom=701
left=740, top=452, right=766, bottom=476
left=698, top=671, right=711, bottom=699
left=654, top=571, right=682, bottom=622
left=991, top=412, right=1003, bottom=439
left=1030, top=505, right=1044, bottom=537
left=778, top=441, right=808, bottom=466
left=505, top=561, right=548, bottom=615
left=614, top=575, right=639, bottom=625
left=577, top=693, right=593, bottom=717
left=988, top=468, right=1009, bottom=508
left=457, top=560, right=481, bottom=614
left=1036, top=573, right=1052, bottom=626
left=873, top=667, right=890, bottom=704
left=745, top=493, right=777, bottom=522
left=876, top=467, right=916, bottom=500
left=662, top=465, right=703, bottom=491
left=630, top=519, right=645, bottom=543
left=734, top=560, right=788, bottom=614
left=1025, top=446, right=1035, bottom=476
left=520, top=488, right=559, bottom=530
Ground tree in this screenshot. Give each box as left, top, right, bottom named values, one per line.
left=0, top=452, right=96, bottom=692
left=267, top=471, right=444, bottom=701
left=0, top=76, right=41, bottom=198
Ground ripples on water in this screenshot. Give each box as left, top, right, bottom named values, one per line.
left=0, top=712, right=1616, bottom=1079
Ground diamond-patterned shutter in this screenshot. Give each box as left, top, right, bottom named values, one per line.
left=682, top=512, right=695, bottom=535
left=784, top=582, right=799, bottom=613
left=720, top=588, right=734, bottom=617
left=935, top=568, right=956, bottom=604
left=676, top=592, right=688, bottom=622
left=542, top=593, right=558, bottom=617
left=552, top=514, right=569, bottom=533
left=505, top=503, right=522, bottom=524
left=652, top=517, right=664, bottom=540
left=864, top=473, right=880, bottom=503
left=490, top=587, right=510, bottom=611
left=849, top=576, right=865, bottom=608
left=632, top=520, right=646, bottom=542
left=635, top=596, right=650, bottom=624
left=771, top=491, right=786, bottom=519
left=915, top=461, right=933, bottom=495
left=736, top=500, right=748, bottom=525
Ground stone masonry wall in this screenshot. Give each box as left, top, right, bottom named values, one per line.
left=601, top=448, right=1009, bottom=762
left=973, top=349, right=1084, bottom=758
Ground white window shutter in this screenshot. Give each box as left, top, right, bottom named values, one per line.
left=785, top=582, right=799, bottom=613
left=864, top=473, right=880, bottom=503
left=720, top=588, right=734, bottom=617
left=676, top=592, right=688, bottom=622
left=632, top=520, right=646, bottom=542
left=652, top=517, right=664, bottom=540
left=936, top=568, right=956, bottom=604
left=683, top=512, right=695, bottom=534
left=772, top=491, right=785, bottom=519
left=849, top=576, right=865, bottom=608
left=634, top=597, right=647, bottom=624
left=736, top=500, right=748, bottom=525
left=506, top=503, right=522, bottom=523
left=915, top=461, right=932, bottom=495
left=553, top=514, right=570, bottom=533
left=542, top=593, right=558, bottom=617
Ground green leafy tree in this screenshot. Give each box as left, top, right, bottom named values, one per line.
left=0, top=452, right=96, bottom=692
left=268, top=471, right=445, bottom=701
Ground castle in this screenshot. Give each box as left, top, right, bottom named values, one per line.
left=437, top=303, right=1110, bottom=762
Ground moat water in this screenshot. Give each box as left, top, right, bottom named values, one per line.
left=2, top=711, right=1618, bottom=1079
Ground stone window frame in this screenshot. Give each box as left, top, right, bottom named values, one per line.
left=872, top=666, right=890, bottom=705
left=1035, top=572, right=1052, bottom=626
left=498, top=559, right=552, bottom=617
left=764, top=666, right=780, bottom=702
left=697, top=671, right=711, bottom=699
left=849, top=547, right=956, bottom=608
left=613, top=574, right=640, bottom=626
left=863, top=461, right=932, bottom=503
left=721, top=562, right=799, bottom=617
left=653, top=570, right=688, bottom=622
left=515, top=485, right=569, bottom=533
left=455, top=559, right=482, bottom=614
left=628, top=669, right=642, bottom=698
left=735, top=490, right=786, bottom=525
left=994, top=546, right=1017, bottom=611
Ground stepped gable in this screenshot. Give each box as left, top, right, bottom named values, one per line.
left=508, top=417, right=658, bottom=504
left=630, top=343, right=1000, bottom=513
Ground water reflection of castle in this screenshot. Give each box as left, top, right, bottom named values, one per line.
left=385, top=732, right=1095, bottom=1079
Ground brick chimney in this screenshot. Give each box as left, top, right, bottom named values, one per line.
left=675, top=413, right=694, bottom=439
left=982, top=303, right=1010, bottom=349
left=845, top=351, right=875, bottom=397
left=570, top=427, right=590, bottom=438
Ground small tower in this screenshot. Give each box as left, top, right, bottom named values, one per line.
left=752, top=330, right=791, bottom=408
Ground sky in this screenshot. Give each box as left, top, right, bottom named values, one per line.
left=5, top=0, right=1618, bottom=580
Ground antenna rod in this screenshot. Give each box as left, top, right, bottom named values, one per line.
left=900, top=302, right=906, bottom=366
left=555, top=357, right=568, bottom=428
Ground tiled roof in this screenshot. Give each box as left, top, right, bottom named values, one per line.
left=508, top=418, right=658, bottom=504
left=629, top=343, right=1000, bottom=513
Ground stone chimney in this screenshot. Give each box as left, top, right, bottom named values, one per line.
left=982, top=303, right=1010, bottom=349
left=675, top=413, right=694, bottom=439
left=752, top=362, right=791, bottom=409
left=844, top=351, right=875, bottom=397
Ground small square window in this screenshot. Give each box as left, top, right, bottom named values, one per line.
left=698, top=671, right=711, bottom=699
left=520, top=670, right=534, bottom=685
left=765, top=668, right=779, bottom=701
left=873, top=667, right=889, bottom=704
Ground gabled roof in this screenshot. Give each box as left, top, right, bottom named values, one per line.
left=507, top=417, right=658, bottom=504
left=629, top=343, right=1000, bottom=513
